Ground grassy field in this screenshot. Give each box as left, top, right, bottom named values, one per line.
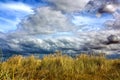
left=0, top=52, right=120, bottom=80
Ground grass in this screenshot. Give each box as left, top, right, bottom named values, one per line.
left=0, top=52, right=120, bottom=80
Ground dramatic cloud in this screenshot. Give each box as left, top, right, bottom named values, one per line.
left=1, top=0, right=120, bottom=59
left=44, top=0, right=90, bottom=12
left=17, top=7, right=74, bottom=35
left=2, top=29, right=120, bottom=59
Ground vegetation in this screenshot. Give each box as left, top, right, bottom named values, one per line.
left=0, top=52, right=120, bottom=80
left=0, top=48, right=3, bottom=62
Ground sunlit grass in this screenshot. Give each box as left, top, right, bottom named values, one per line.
left=0, top=52, right=120, bottom=80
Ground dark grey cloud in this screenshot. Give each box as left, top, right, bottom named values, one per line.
left=1, top=29, right=120, bottom=59
left=3, top=30, right=120, bottom=56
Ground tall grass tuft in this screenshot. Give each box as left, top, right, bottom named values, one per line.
left=0, top=52, right=120, bottom=80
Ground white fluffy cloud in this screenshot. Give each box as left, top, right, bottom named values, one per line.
left=17, top=7, right=74, bottom=35
left=44, top=0, right=90, bottom=12
left=1, top=0, right=120, bottom=59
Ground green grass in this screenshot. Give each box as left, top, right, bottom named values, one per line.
left=0, top=52, right=120, bottom=80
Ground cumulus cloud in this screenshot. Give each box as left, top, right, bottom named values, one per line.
left=1, top=0, right=120, bottom=59
left=44, top=0, right=90, bottom=12
left=17, top=7, right=75, bottom=35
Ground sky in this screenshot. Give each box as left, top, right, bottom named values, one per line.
left=0, top=0, right=41, bottom=32
left=0, top=0, right=120, bottom=58
left=0, top=0, right=114, bottom=33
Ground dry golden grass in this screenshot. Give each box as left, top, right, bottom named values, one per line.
left=0, top=52, right=120, bottom=80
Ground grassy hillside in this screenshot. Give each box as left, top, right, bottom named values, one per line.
left=0, top=52, right=120, bottom=80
